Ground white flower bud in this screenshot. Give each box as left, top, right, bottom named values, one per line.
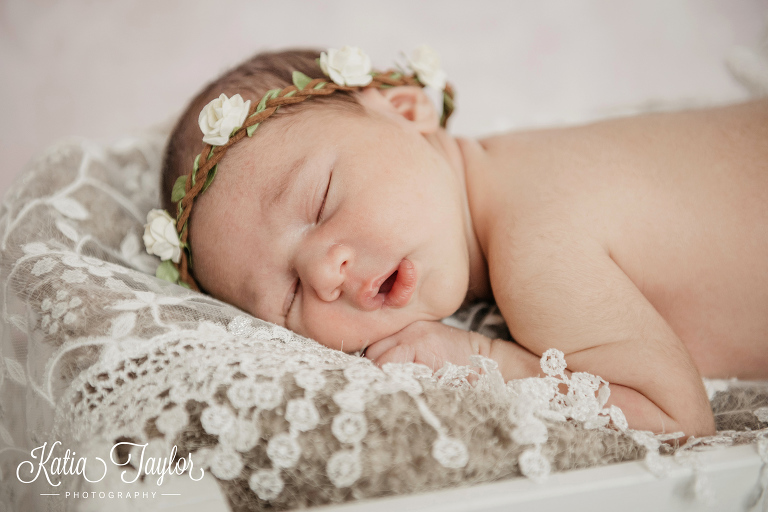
left=198, top=93, right=251, bottom=146
left=407, top=45, right=447, bottom=90
left=143, top=209, right=181, bottom=263
left=319, top=46, right=373, bottom=87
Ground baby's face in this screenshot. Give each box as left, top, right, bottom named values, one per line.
left=191, top=92, right=472, bottom=352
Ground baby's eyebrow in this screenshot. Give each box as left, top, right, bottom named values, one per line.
left=265, top=155, right=308, bottom=209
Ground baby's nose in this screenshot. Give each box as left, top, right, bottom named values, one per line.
left=305, top=243, right=353, bottom=302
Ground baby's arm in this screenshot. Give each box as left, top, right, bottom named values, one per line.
left=490, top=233, right=715, bottom=438
left=366, top=238, right=715, bottom=437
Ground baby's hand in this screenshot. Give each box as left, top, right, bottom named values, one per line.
left=363, top=320, right=488, bottom=372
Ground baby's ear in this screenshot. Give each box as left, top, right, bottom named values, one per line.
left=358, top=86, right=439, bottom=134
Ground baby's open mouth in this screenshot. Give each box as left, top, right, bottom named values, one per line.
left=378, top=270, right=398, bottom=296
left=358, top=259, right=416, bottom=311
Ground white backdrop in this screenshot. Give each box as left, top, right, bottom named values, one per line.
left=0, top=0, right=765, bottom=198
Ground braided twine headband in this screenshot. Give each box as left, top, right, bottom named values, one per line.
left=145, top=46, right=454, bottom=291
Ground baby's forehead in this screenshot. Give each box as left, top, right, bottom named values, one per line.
left=215, top=129, right=302, bottom=204
left=209, top=104, right=390, bottom=216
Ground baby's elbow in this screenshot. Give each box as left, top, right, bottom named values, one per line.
left=686, top=410, right=716, bottom=439
left=681, top=389, right=717, bottom=439
left=665, top=404, right=716, bottom=442
left=610, top=384, right=715, bottom=438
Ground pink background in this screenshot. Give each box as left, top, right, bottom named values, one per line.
left=0, top=0, right=764, bottom=198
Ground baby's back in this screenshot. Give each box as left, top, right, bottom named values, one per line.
left=473, top=99, right=768, bottom=379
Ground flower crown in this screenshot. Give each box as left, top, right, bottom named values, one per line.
left=144, top=45, right=455, bottom=290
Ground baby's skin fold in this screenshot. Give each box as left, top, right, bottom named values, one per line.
left=190, top=80, right=768, bottom=438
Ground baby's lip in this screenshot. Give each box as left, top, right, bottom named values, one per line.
left=383, top=259, right=416, bottom=308
left=355, top=259, right=416, bottom=311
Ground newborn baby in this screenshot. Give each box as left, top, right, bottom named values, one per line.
left=153, top=47, right=768, bottom=438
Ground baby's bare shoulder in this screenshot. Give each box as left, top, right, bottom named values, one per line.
left=473, top=99, right=768, bottom=380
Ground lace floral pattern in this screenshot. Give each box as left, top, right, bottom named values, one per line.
left=0, top=124, right=767, bottom=511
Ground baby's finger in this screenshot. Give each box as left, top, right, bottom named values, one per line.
left=363, top=334, right=401, bottom=361
left=368, top=344, right=416, bottom=367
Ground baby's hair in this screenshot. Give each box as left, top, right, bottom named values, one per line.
left=161, top=49, right=362, bottom=215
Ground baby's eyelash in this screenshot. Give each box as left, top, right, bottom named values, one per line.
left=287, top=278, right=300, bottom=314
left=316, top=172, right=332, bottom=222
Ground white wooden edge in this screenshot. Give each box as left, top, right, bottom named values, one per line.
left=315, top=443, right=765, bottom=512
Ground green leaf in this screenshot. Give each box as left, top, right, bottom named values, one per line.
left=178, top=281, right=191, bottom=289
left=155, top=260, right=179, bottom=283
left=389, top=72, right=402, bottom=80
left=193, top=153, right=200, bottom=173
left=284, top=90, right=297, bottom=98
left=292, top=71, right=313, bottom=90
left=171, top=176, right=187, bottom=203
left=201, top=164, right=218, bottom=194
left=313, top=81, right=327, bottom=90
left=247, top=122, right=261, bottom=137
left=257, top=89, right=281, bottom=112
left=443, top=91, right=454, bottom=111
left=208, top=147, right=215, bottom=159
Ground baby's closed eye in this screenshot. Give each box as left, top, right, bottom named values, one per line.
left=284, top=278, right=300, bottom=318
left=316, top=171, right=332, bottom=222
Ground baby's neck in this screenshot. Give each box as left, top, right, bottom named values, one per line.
left=431, top=131, right=492, bottom=304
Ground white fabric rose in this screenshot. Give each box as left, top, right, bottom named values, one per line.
left=319, top=46, right=373, bottom=87
left=143, top=209, right=181, bottom=263
left=407, top=44, right=447, bottom=90
left=198, top=93, right=251, bottom=146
